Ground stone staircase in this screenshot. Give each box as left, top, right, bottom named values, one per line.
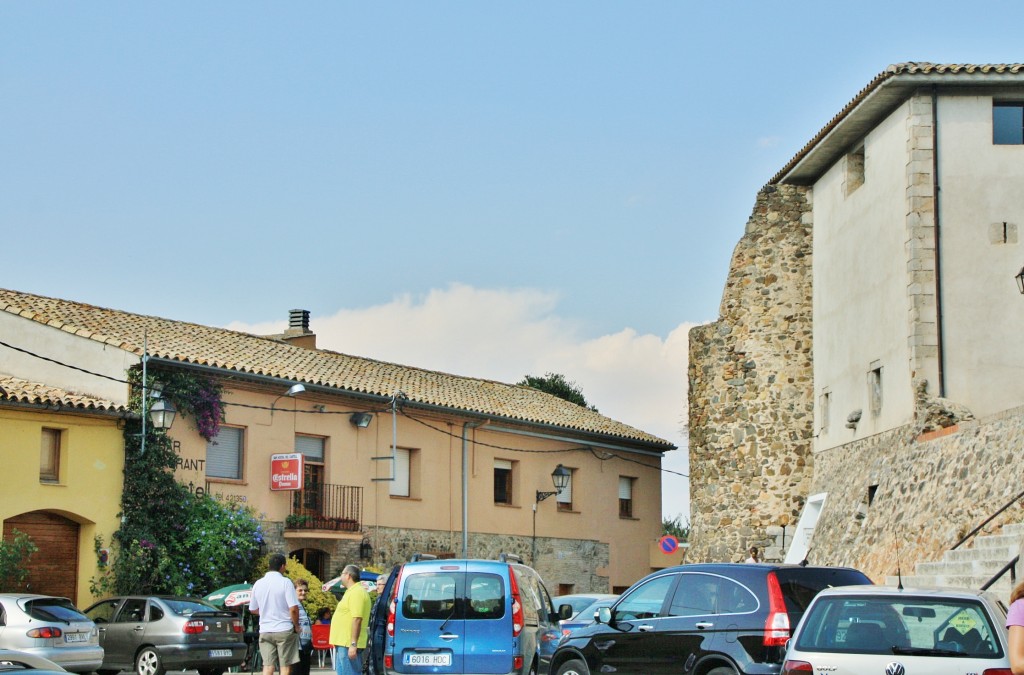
left=886, top=523, right=1024, bottom=598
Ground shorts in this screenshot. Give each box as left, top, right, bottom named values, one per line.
left=259, top=630, right=300, bottom=668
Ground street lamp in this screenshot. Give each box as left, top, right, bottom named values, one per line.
left=532, top=464, right=571, bottom=565
left=270, top=383, right=306, bottom=418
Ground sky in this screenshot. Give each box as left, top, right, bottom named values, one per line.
left=5, top=1, right=1024, bottom=523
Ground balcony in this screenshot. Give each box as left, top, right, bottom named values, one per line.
left=285, top=483, right=362, bottom=532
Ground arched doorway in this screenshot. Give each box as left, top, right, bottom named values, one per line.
left=289, top=548, right=326, bottom=581
left=3, top=511, right=80, bottom=603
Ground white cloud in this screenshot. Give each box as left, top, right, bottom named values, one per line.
left=225, top=283, right=693, bottom=520
left=757, top=136, right=781, bottom=149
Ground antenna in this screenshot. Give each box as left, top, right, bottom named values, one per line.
left=894, top=532, right=904, bottom=590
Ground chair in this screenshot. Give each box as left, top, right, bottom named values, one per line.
left=312, top=623, right=333, bottom=669
left=844, top=622, right=885, bottom=650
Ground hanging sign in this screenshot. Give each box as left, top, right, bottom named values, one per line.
left=270, top=453, right=304, bottom=490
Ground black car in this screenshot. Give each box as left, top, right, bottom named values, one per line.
left=549, top=563, right=872, bottom=675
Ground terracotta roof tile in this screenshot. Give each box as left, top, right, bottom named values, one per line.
left=0, top=374, right=126, bottom=413
left=0, top=288, right=672, bottom=448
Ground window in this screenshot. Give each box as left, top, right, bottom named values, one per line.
left=493, top=459, right=514, bottom=505
left=614, top=574, right=675, bottom=621
left=295, top=435, right=325, bottom=512
left=618, top=476, right=635, bottom=518
left=994, top=102, right=1024, bottom=144
left=868, top=363, right=883, bottom=416
left=40, top=428, right=61, bottom=483
left=556, top=468, right=574, bottom=511
left=845, top=144, right=865, bottom=194
left=390, top=447, right=419, bottom=498
left=207, top=426, right=244, bottom=480
left=820, top=389, right=831, bottom=433
left=558, top=583, right=574, bottom=596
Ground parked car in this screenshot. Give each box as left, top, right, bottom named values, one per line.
left=83, top=596, right=245, bottom=675
left=549, top=563, right=873, bottom=675
left=383, top=553, right=571, bottom=675
left=0, top=594, right=103, bottom=674
left=0, top=648, right=68, bottom=674
left=551, top=594, right=618, bottom=637
left=782, top=585, right=1011, bottom=675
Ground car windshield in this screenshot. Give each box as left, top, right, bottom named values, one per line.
left=555, top=596, right=602, bottom=617
left=795, top=594, right=1004, bottom=659
left=163, top=599, right=220, bottom=616
left=24, top=598, right=88, bottom=623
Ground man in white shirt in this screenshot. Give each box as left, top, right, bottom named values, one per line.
left=249, top=553, right=300, bottom=675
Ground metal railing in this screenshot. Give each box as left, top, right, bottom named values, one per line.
left=287, top=483, right=362, bottom=532
left=951, top=487, right=1024, bottom=550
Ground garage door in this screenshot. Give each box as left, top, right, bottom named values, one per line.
left=3, top=511, right=80, bottom=603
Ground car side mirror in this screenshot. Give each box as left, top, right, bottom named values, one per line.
left=597, top=606, right=612, bottom=625
left=558, top=604, right=573, bottom=621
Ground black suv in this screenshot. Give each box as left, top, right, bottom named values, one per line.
left=549, top=563, right=871, bottom=675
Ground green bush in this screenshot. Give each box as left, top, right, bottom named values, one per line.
left=0, top=530, right=38, bottom=591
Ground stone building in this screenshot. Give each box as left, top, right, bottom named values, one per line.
left=689, top=63, right=1024, bottom=581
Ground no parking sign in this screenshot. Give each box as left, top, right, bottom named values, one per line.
left=658, top=535, right=679, bottom=555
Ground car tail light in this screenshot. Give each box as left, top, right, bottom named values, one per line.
left=384, top=655, right=393, bottom=669
left=231, top=619, right=243, bottom=633
left=982, top=669, right=1013, bottom=675
left=27, top=627, right=63, bottom=639
left=781, top=660, right=814, bottom=674
left=387, top=566, right=403, bottom=638
left=513, top=655, right=523, bottom=670
left=508, top=565, right=524, bottom=637
left=763, top=571, right=790, bottom=647
left=183, top=620, right=206, bottom=634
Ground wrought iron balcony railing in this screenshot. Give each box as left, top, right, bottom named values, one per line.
left=286, top=483, right=362, bottom=532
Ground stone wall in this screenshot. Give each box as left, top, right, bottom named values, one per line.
left=268, top=525, right=609, bottom=592
left=687, top=184, right=815, bottom=562
left=806, top=405, right=1024, bottom=581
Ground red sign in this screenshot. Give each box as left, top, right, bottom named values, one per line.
left=658, top=535, right=679, bottom=554
left=270, top=453, right=304, bottom=490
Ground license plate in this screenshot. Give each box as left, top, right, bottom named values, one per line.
left=64, top=633, right=87, bottom=643
left=209, top=650, right=233, bottom=658
left=403, top=653, right=451, bottom=666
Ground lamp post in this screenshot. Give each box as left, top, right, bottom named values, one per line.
left=531, top=464, right=571, bottom=565
left=139, top=337, right=176, bottom=455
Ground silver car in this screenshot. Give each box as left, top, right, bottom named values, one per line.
left=84, top=596, right=245, bottom=675
left=0, top=594, right=103, bottom=674
left=0, top=647, right=68, bottom=674
left=783, top=585, right=1011, bottom=675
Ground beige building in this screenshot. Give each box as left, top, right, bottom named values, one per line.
left=1, top=288, right=674, bottom=593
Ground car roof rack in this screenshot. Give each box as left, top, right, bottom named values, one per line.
left=498, top=553, right=523, bottom=564
left=409, top=553, right=438, bottom=562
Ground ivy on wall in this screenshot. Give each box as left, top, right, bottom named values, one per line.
left=93, top=367, right=264, bottom=597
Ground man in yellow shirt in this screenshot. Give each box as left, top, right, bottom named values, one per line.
left=329, top=564, right=371, bottom=675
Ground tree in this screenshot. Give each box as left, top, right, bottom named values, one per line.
left=518, top=372, right=598, bottom=412
left=0, top=530, right=38, bottom=591
left=662, top=514, right=690, bottom=542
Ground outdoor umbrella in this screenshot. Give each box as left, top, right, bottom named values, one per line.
left=322, top=571, right=378, bottom=595
left=204, top=582, right=253, bottom=608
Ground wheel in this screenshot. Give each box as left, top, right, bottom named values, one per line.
left=135, top=647, right=166, bottom=675
left=555, top=659, right=589, bottom=675
left=706, top=667, right=739, bottom=675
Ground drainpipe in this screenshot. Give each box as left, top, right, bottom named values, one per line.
left=931, top=86, right=946, bottom=397
left=461, top=420, right=487, bottom=557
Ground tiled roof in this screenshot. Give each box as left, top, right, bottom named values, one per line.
left=0, top=288, right=672, bottom=449
left=0, top=374, right=125, bottom=414
left=771, top=63, right=1024, bottom=185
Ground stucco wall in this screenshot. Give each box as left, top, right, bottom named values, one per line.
left=687, top=184, right=815, bottom=562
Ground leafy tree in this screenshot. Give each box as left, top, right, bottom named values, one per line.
left=518, top=372, right=598, bottom=412
left=662, top=514, right=690, bottom=542
left=0, top=530, right=38, bottom=591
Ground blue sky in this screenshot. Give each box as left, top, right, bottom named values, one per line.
left=5, top=1, right=1024, bottom=522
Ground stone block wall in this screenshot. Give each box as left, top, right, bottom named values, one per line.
left=806, top=406, right=1024, bottom=581
left=687, top=184, right=815, bottom=562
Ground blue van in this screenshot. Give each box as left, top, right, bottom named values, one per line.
left=383, top=554, right=569, bottom=675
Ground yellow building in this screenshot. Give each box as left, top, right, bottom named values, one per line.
left=0, top=289, right=675, bottom=593
left=0, top=375, right=125, bottom=605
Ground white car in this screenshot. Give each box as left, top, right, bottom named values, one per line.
left=782, top=585, right=1011, bottom=675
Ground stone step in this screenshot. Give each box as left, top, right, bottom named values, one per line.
left=973, top=533, right=1024, bottom=550
left=998, top=522, right=1024, bottom=538
left=941, top=544, right=1017, bottom=564
left=886, top=573, right=1013, bottom=594
left=915, top=558, right=1011, bottom=576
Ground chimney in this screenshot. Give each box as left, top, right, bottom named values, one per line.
left=282, top=309, right=316, bottom=350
